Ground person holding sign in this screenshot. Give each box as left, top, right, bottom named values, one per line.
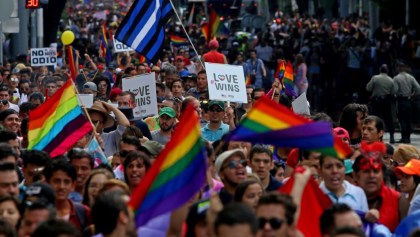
left=201, top=100, right=229, bottom=142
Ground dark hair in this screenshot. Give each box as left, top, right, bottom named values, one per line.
left=0, top=130, right=18, bottom=143
left=21, top=150, right=50, bottom=168
left=82, top=169, right=114, bottom=207
left=28, top=92, right=45, bottom=103
left=331, top=226, right=366, bottom=237
left=0, top=196, right=19, bottom=223
left=170, top=78, right=183, bottom=90
left=92, top=190, right=129, bottom=235
left=257, top=192, right=296, bottom=225
left=19, top=102, right=37, bottom=114
left=250, top=145, right=272, bottom=161
left=311, top=112, right=334, bottom=126
left=123, top=151, right=151, bottom=186
left=119, top=91, right=136, bottom=105
left=119, top=135, right=142, bottom=151
left=339, top=104, right=368, bottom=135
left=43, top=158, right=77, bottom=182
left=234, top=180, right=264, bottom=202
left=67, top=148, right=94, bottom=169
left=379, top=64, right=388, bottom=74
left=43, top=76, right=56, bottom=86
left=214, top=203, right=258, bottom=235
left=19, top=68, right=31, bottom=76
left=0, top=219, right=16, bottom=237
left=0, top=144, right=17, bottom=161
left=24, top=199, right=56, bottom=220
left=252, top=88, right=265, bottom=99
left=319, top=155, right=344, bottom=167
left=363, top=115, right=385, bottom=136
left=197, top=70, right=206, bottom=76
left=320, top=203, right=353, bottom=236
left=180, top=96, right=198, bottom=114
left=156, top=82, right=166, bottom=92
left=32, top=219, right=80, bottom=237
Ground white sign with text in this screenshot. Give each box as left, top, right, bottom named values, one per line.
left=113, top=35, right=134, bottom=52
left=30, top=48, right=57, bottom=66
left=205, top=62, right=247, bottom=103
left=122, top=73, right=157, bottom=118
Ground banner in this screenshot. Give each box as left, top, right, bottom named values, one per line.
left=122, top=73, right=157, bottom=118
left=113, top=35, right=134, bottom=52
left=30, top=47, right=57, bottom=66
left=205, top=62, right=247, bottom=103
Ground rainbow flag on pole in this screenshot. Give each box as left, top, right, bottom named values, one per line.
left=275, top=60, right=286, bottom=80
left=129, top=105, right=207, bottom=227
left=67, top=46, right=76, bottom=81
left=99, top=25, right=112, bottom=63
left=28, top=80, right=93, bottom=157
left=283, top=61, right=297, bottom=97
left=225, top=96, right=337, bottom=155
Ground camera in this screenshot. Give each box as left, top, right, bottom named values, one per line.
left=1, top=100, right=8, bottom=105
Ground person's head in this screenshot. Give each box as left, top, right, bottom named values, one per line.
left=87, top=101, right=115, bottom=133
left=83, top=82, right=98, bottom=96
left=331, top=226, right=366, bottom=237
left=137, top=64, right=147, bottom=75
left=98, top=179, right=130, bottom=196
left=119, top=136, right=141, bottom=163
left=175, top=56, right=185, bottom=71
left=43, top=158, right=77, bottom=201
left=215, top=203, right=258, bottom=237
left=117, top=91, right=136, bottom=108
left=19, top=102, right=36, bottom=119
left=0, top=110, right=20, bottom=133
left=67, top=148, right=94, bottom=190
left=0, top=134, right=19, bottom=162
left=362, top=116, right=384, bottom=143
left=249, top=50, right=257, bottom=59
left=28, top=92, right=44, bottom=106
left=0, top=163, right=19, bottom=198
left=207, top=100, right=225, bottom=124
left=83, top=169, right=114, bottom=207
left=20, top=200, right=56, bottom=237
left=93, top=76, right=111, bottom=98
left=339, top=104, right=368, bottom=136
left=320, top=156, right=345, bottom=195
left=320, top=203, right=362, bottom=237
left=0, top=195, right=20, bottom=229
left=256, top=192, right=297, bottom=237
left=170, top=79, right=184, bottom=98
left=379, top=64, right=388, bottom=74
left=43, top=77, right=57, bottom=97
left=0, top=86, right=10, bottom=101
left=234, top=180, right=264, bottom=211
left=249, top=145, right=273, bottom=182
left=295, top=54, right=305, bottom=65
left=353, top=142, right=387, bottom=199
left=333, top=127, right=350, bottom=145
left=252, top=88, right=265, bottom=102
left=52, top=75, right=66, bottom=89
left=164, top=67, right=180, bottom=86
left=197, top=70, right=208, bottom=91
left=215, top=149, right=247, bottom=191
left=209, top=39, right=219, bottom=50
left=0, top=219, right=16, bottom=237
left=181, top=96, right=201, bottom=117
left=158, top=107, right=176, bottom=132
left=392, top=144, right=420, bottom=167
left=31, top=219, right=80, bottom=237
left=394, top=159, right=420, bottom=195
left=18, top=79, right=31, bottom=95
left=92, top=190, right=135, bottom=236
left=21, top=150, right=50, bottom=185
left=123, top=150, right=151, bottom=190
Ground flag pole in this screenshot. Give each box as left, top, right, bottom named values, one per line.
left=168, top=0, right=205, bottom=69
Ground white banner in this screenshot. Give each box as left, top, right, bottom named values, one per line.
left=205, top=62, right=247, bottom=103
left=122, top=73, right=157, bottom=118
left=113, top=35, right=134, bottom=52
left=30, top=47, right=57, bottom=66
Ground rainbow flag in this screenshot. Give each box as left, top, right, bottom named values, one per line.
left=316, top=136, right=353, bottom=159
left=28, top=80, right=93, bottom=158
left=201, top=22, right=209, bottom=41
left=129, top=104, right=207, bottom=227
left=275, top=60, right=286, bottom=80
left=283, top=61, right=297, bottom=97
left=169, top=34, right=188, bottom=47
left=225, top=96, right=334, bottom=152
left=67, top=46, right=77, bottom=81
left=245, top=74, right=252, bottom=86
left=208, top=7, right=221, bottom=40
left=99, top=25, right=112, bottom=63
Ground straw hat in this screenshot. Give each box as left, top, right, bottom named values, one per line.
left=87, top=101, right=115, bottom=128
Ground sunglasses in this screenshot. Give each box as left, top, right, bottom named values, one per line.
left=119, top=150, right=131, bottom=157
left=258, top=217, right=284, bottom=230
left=222, top=159, right=247, bottom=170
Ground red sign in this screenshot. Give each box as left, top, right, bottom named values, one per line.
left=26, top=0, right=40, bottom=9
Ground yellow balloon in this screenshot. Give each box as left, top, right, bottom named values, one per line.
left=61, top=30, right=75, bottom=45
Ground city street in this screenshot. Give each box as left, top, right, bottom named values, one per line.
left=383, top=132, right=420, bottom=147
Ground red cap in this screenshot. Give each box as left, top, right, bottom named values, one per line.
left=209, top=39, right=219, bottom=49
left=333, top=127, right=350, bottom=142
left=175, top=55, right=184, bottom=61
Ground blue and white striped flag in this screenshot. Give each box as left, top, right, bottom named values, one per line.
left=115, top=0, right=173, bottom=63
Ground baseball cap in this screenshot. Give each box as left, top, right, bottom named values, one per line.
left=208, top=100, right=224, bottom=110
left=214, top=149, right=246, bottom=174
left=209, top=39, right=219, bottom=49
left=333, top=127, right=350, bottom=141
left=394, top=159, right=420, bottom=176
left=175, top=55, right=184, bottom=61
left=159, top=107, right=176, bottom=118
left=142, top=141, right=164, bottom=156
left=83, top=82, right=97, bottom=92
left=24, top=182, right=56, bottom=205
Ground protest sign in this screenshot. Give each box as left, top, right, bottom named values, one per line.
left=205, top=62, right=247, bottom=103
left=113, top=35, right=134, bottom=52
left=30, top=47, right=57, bottom=66
left=122, top=73, right=157, bottom=118
left=78, top=94, right=94, bottom=108
left=292, top=92, right=310, bottom=115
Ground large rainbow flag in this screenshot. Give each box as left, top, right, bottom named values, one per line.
left=208, top=7, right=221, bottom=40
left=225, top=96, right=337, bottom=155
left=28, top=80, right=93, bottom=157
left=283, top=61, right=297, bottom=97
left=129, top=104, right=207, bottom=227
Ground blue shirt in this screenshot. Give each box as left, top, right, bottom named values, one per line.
left=201, top=123, right=229, bottom=142
left=320, top=180, right=368, bottom=212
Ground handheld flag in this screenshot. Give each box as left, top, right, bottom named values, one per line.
left=67, top=46, right=77, bottom=81
left=99, top=25, right=112, bottom=63
left=129, top=105, right=207, bottom=227
left=275, top=60, right=286, bottom=80
left=87, top=137, right=109, bottom=167
left=114, top=0, right=174, bottom=63
left=28, top=80, right=93, bottom=157
left=169, top=34, right=188, bottom=47
left=283, top=61, right=297, bottom=97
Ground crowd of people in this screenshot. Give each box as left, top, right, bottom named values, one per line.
left=1, top=0, right=420, bottom=237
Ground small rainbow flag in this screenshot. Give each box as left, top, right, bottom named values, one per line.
left=99, top=25, right=112, bottom=63
left=67, top=46, right=76, bottom=81
left=169, top=34, right=188, bottom=47
left=208, top=7, right=221, bottom=40
left=316, top=136, right=353, bottom=159
left=283, top=61, right=297, bottom=97
left=275, top=60, right=286, bottom=80
left=245, top=74, right=252, bottom=86
left=201, top=22, right=209, bottom=41
left=225, top=96, right=334, bottom=153
left=129, top=104, right=207, bottom=227
left=28, top=80, right=93, bottom=157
